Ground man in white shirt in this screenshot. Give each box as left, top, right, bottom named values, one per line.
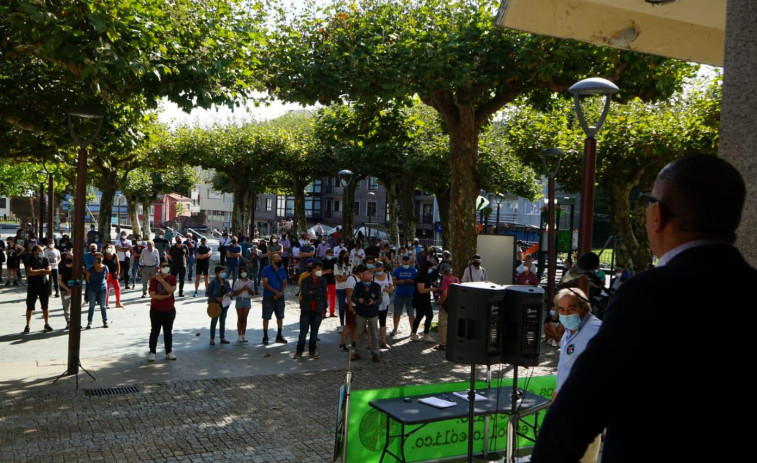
left=43, top=238, right=61, bottom=297
left=349, top=246, right=365, bottom=266
left=515, top=253, right=538, bottom=275
left=115, top=232, right=132, bottom=289
left=461, top=254, right=488, bottom=282
left=139, top=240, right=160, bottom=298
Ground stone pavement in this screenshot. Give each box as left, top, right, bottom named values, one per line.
left=0, top=270, right=559, bottom=462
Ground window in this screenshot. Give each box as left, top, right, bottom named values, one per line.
left=305, top=180, right=322, bottom=194
left=276, top=196, right=294, bottom=217
left=422, top=203, right=433, bottom=224
left=355, top=179, right=361, bottom=190
left=334, top=200, right=340, bottom=212
left=222, top=194, right=232, bottom=203
left=265, top=198, right=273, bottom=212
left=354, top=201, right=360, bottom=216
left=368, top=177, right=379, bottom=190
left=207, top=189, right=220, bottom=199
left=367, top=200, right=377, bottom=218
left=326, top=199, right=332, bottom=212
left=305, top=197, right=321, bottom=218
left=0, top=197, right=6, bottom=208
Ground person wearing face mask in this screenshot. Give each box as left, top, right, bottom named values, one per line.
left=372, top=261, right=394, bottom=349
left=351, top=270, right=383, bottom=362
left=261, top=255, right=288, bottom=345
left=217, top=231, right=231, bottom=267
left=334, top=250, right=353, bottom=330
left=390, top=254, right=417, bottom=337
left=153, top=230, right=170, bottom=261
left=139, top=240, right=160, bottom=298
left=232, top=266, right=255, bottom=342
left=58, top=252, right=74, bottom=330
left=115, top=232, right=132, bottom=289
left=43, top=239, right=61, bottom=297
left=82, top=243, right=98, bottom=303
left=298, top=237, right=316, bottom=273
left=148, top=261, right=178, bottom=361
left=224, top=236, right=242, bottom=286
left=461, top=254, right=488, bottom=282
left=410, top=260, right=435, bottom=342
left=193, top=238, right=212, bottom=297
left=349, top=243, right=365, bottom=267
left=294, top=260, right=328, bottom=359
left=315, top=235, right=330, bottom=259
left=267, top=234, right=283, bottom=268
left=167, top=237, right=189, bottom=297
left=543, top=295, right=565, bottom=347
left=83, top=252, right=109, bottom=329
left=434, top=266, right=460, bottom=352
left=102, top=246, right=123, bottom=309
left=321, top=249, right=337, bottom=317
left=279, top=234, right=291, bottom=273
left=22, top=245, right=53, bottom=334
left=207, top=266, right=232, bottom=345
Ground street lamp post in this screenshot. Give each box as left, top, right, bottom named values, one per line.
left=542, top=148, right=564, bottom=305
left=569, top=77, right=618, bottom=292
left=487, top=192, right=504, bottom=232
left=60, top=107, right=103, bottom=387
left=338, top=169, right=353, bottom=237
left=478, top=189, right=486, bottom=229
left=38, top=181, right=45, bottom=240
left=115, top=194, right=124, bottom=229
left=366, top=191, right=375, bottom=241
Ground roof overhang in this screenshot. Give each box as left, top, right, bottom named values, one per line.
left=495, top=0, right=726, bottom=66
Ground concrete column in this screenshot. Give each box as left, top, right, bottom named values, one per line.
left=720, top=0, right=757, bottom=266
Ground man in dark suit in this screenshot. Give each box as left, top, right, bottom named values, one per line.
left=531, top=155, right=756, bottom=463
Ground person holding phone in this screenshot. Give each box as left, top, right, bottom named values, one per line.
left=351, top=270, right=383, bottom=362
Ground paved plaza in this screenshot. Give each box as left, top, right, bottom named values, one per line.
left=0, top=269, right=559, bottom=462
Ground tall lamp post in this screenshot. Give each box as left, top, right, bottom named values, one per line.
left=569, top=77, right=618, bottom=292
left=366, top=191, right=375, bottom=240
left=542, top=148, right=564, bottom=305
left=338, top=169, right=353, bottom=237
left=60, top=107, right=103, bottom=387
left=478, top=189, right=487, bottom=228
left=487, top=192, right=504, bottom=232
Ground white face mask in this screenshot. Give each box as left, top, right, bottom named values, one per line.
left=160, top=266, right=170, bottom=275
left=315, top=270, right=323, bottom=277
left=240, top=272, right=248, bottom=278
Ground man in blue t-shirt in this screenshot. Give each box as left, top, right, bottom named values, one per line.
left=224, top=237, right=242, bottom=284
left=261, top=254, right=288, bottom=345
left=390, top=255, right=418, bottom=336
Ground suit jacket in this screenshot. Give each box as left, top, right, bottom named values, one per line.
left=299, top=275, right=327, bottom=312
left=531, top=244, right=756, bottom=463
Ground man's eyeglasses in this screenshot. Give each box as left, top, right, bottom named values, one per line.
left=640, top=193, right=676, bottom=217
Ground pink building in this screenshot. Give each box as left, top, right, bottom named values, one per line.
left=152, top=193, right=192, bottom=226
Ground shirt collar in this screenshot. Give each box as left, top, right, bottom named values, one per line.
left=656, top=239, right=733, bottom=267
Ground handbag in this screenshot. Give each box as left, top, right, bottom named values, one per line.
left=207, top=301, right=222, bottom=318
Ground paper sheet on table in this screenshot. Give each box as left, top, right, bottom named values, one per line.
left=452, top=391, right=489, bottom=402
left=417, top=397, right=457, bottom=409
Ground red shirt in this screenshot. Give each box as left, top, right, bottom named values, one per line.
left=516, top=271, right=539, bottom=286
left=149, top=274, right=177, bottom=312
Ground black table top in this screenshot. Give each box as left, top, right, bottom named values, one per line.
left=369, top=386, right=551, bottom=425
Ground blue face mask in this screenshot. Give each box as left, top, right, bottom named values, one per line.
left=366, top=264, right=374, bottom=269
left=326, top=255, right=334, bottom=260
left=220, top=272, right=227, bottom=279
left=362, top=281, right=372, bottom=287
left=549, top=309, right=556, bottom=317
left=402, top=265, right=410, bottom=270
left=559, top=313, right=581, bottom=330
left=375, top=271, right=383, bottom=276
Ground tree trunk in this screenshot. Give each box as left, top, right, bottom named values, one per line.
left=434, top=186, right=452, bottom=252
left=605, top=180, right=652, bottom=273
left=230, top=172, right=251, bottom=236
left=141, top=200, right=152, bottom=239
left=127, top=197, right=141, bottom=238
left=97, top=171, right=117, bottom=244
left=447, top=107, right=480, bottom=276
left=342, top=177, right=359, bottom=238
left=293, top=176, right=308, bottom=236
left=383, top=177, right=400, bottom=245
left=399, top=174, right=416, bottom=243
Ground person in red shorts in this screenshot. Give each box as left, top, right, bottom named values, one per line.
left=148, top=260, right=177, bottom=362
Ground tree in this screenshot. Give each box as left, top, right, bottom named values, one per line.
left=500, top=75, right=722, bottom=271
left=262, top=0, right=694, bottom=272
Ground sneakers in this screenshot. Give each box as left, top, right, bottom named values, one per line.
left=389, top=330, right=397, bottom=337
left=410, top=333, right=420, bottom=341
left=22, top=326, right=30, bottom=334
left=338, top=344, right=349, bottom=352
left=422, top=334, right=432, bottom=342
left=293, top=351, right=302, bottom=360
left=166, top=352, right=177, bottom=361
left=275, top=335, right=287, bottom=344
left=86, top=323, right=92, bottom=330
left=380, top=344, right=391, bottom=350
left=351, top=352, right=361, bottom=361
left=550, top=339, right=559, bottom=347
left=193, top=291, right=198, bottom=297
left=54, top=293, right=59, bottom=298
left=44, top=324, right=53, bottom=332
left=262, top=335, right=269, bottom=345
left=372, top=353, right=380, bottom=362
left=238, top=335, right=246, bottom=343
left=103, top=322, right=109, bottom=328
left=148, top=352, right=156, bottom=362
left=310, top=351, right=320, bottom=359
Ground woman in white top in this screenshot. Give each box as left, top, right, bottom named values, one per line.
left=334, top=250, right=353, bottom=328
left=372, top=261, right=394, bottom=349
left=232, top=266, right=255, bottom=342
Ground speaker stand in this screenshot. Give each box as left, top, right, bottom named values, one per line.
left=53, top=361, right=96, bottom=389
left=477, top=364, right=501, bottom=461
left=506, top=365, right=521, bottom=463
left=466, top=363, right=477, bottom=462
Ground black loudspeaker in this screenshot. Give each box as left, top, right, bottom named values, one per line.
left=500, top=285, right=544, bottom=367
left=445, top=282, right=544, bottom=366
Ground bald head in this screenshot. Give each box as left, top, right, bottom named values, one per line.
left=652, top=154, right=745, bottom=243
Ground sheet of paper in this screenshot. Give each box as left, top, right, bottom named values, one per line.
left=222, top=295, right=232, bottom=307
left=417, top=397, right=457, bottom=409
left=452, top=391, right=489, bottom=402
